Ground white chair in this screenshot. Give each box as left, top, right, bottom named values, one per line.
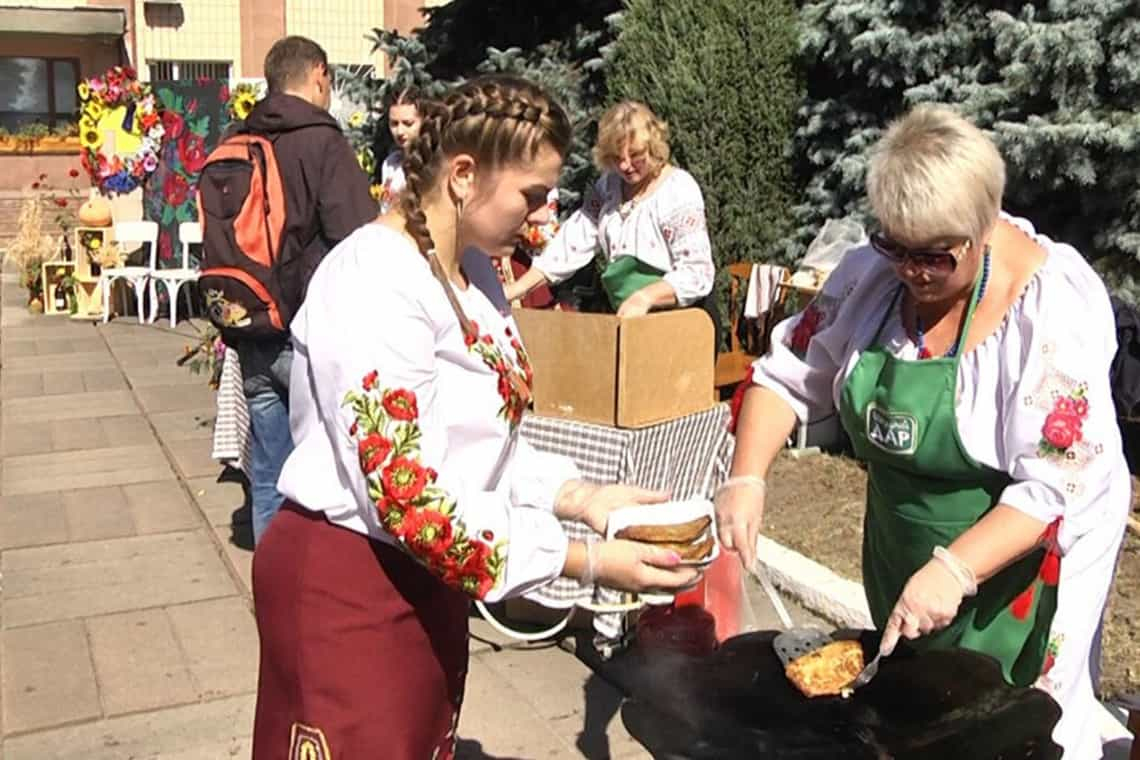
left=101, top=220, right=159, bottom=324
left=150, top=221, right=201, bottom=328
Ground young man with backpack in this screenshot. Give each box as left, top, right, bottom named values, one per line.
left=198, top=36, right=376, bottom=544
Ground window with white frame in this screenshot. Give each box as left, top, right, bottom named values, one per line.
left=148, top=60, right=232, bottom=82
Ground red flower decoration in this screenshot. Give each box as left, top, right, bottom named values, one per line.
left=382, top=389, right=418, bottom=421
left=178, top=132, right=208, bottom=174
left=788, top=303, right=824, bottom=354
left=163, top=173, right=190, bottom=206
left=455, top=542, right=495, bottom=598
left=31, top=181, right=40, bottom=190
left=480, top=529, right=495, bottom=542
left=1010, top=585, right=1035, bottom=621
left=382, top=456, right=428, bottom=503
left=358, top=433, right=393, bottom=474
left=54, top=198, right=67, bottom=208
left=219, top=85, right=230, bottom=103
left=349, top=421, right=358, bottom=436
left=161, top=111, right=185, bottom=141
left=426, top=467, right=439, bottom=482
left=404, top=509, right=454, bottom=558
left=362, top=370, right=378, bottom=390
left=68, top=168, right=79, bottom=178
left=159, top=234, right=174, bottom=262
left=1042, top=410, right=1082, bottom=450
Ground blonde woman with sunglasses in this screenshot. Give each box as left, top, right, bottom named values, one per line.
left=720, top=104, right=1127, bottom=759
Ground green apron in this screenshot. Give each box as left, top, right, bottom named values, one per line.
left=837, top=271, right=1058, bottom=687
left=600, top=255, right=665, bottom=311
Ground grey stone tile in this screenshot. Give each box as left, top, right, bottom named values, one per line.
left=0, top=491, right=68, bottom=549
left=164, top=438, right=224, bottom=479
left=166, top=597, right=258, bottom=700
left=133, top=384, right=218, bottom=414
left=149, top=409, right=216, bottom=443
left=0, top=371, right=44, bottom=399
left=87, top=609, right=198, bottom=715
left=186, top=475, right=248, bottom=528
left=1, top=421, right=53, bottom=457
left=2, top=530, right=238, bottom=626
left=122, top=480, right=201, bottom=535
left=2, top=694, right=254, bottom=760
left=61, top=485, right=136, bottom=542
left=2, top=620, right=101, bottom=733
left=2, top=390, right=137, bottom=424
left=3, top=351, right=115, bottom=374
left=2, top=443, right=175, bottom=496
left=458, top=652, right=575, bottom=757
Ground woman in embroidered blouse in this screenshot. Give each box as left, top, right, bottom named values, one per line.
left=719, top=105, right=1128, bottom=759
left=504, top=100, right=715, bottom=318
left=250, top=76, right=702, bottom=760
left=377, top=87, right=422, bottom=213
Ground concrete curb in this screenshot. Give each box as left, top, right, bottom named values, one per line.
left=756, top=535, right=1134, bottom=748
left=756, top=535, right=872, bottom=630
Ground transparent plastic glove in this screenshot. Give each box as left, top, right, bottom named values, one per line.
left=556, top=481, right=670, bottom=536
left=878, top=558, right=964, bottom=656
left=582, top=538, right=703, bottom=593
left=713, top=475, right=767, bottom=571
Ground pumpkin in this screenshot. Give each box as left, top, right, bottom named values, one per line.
left=77, top=189, right=113, bottom=227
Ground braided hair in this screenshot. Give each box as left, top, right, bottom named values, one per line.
left=398, top=75, right=572, bottom=337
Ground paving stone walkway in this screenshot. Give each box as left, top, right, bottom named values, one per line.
left=0, top=269, right=808, bottom=759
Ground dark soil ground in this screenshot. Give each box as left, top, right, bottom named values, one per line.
left=762, top=451, right=1140, bottom=700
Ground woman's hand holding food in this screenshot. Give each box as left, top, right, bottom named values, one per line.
left=555, top=480, right=669, bottom=535
left=584, top=538, right=703, bottom=593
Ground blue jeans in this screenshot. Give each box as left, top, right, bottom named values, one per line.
left=237, top=338, right=294, bottom=545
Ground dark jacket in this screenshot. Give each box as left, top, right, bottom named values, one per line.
left=244, top=93, right=376, bottom=317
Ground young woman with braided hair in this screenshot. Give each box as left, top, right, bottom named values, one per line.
left=252, top=75, right=702, bottom=759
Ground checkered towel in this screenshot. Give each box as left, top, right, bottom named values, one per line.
left=520, top=405, right=734, bottom=641
left=210, top=346, right=250, bottom=473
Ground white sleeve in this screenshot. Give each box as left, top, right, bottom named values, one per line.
left=532, top=176, right=608, bottom=284
left=297, top=242, right=568, bottom=601
left=996, top=249, right=1128, bottom=542
left=750, top=248, right=882, bottom=423
left=658, top=174, right=715, bottom=306
left=508, top=435, right=581, bottom=513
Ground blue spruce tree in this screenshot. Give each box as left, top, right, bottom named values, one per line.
left=790, top=0, right=1140, bottom=297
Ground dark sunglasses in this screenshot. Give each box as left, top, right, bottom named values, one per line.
left=870, top=232, right=967, bottom=274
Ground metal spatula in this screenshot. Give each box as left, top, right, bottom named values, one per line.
left=847, top=650, right=883, bottom=690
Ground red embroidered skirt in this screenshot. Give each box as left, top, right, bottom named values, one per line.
left=252, top=502, right=470, bottom=760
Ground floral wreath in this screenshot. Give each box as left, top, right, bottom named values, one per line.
left=77, top=66, right=165, bottom=195
left=224, top=81, right=264, bottom=122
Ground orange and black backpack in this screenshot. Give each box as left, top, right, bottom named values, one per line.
left=196, top=129, right=289, bottom=341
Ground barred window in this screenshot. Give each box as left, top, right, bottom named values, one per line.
left=148, top=60, right=232, bottom=82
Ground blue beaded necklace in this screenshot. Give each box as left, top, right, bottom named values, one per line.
left=914, top=250, right=991, bottom=360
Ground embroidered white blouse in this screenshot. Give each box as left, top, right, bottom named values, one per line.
left=533, top=168, right=715, bottom=306
left=277, top=224, right=580, bottom=601
left=751, top=214, right=1130, bottom=551
left=379, top=151, right=406, bottom=213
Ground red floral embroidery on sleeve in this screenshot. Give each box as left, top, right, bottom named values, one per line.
left=465, top=321, right=533, bottom=429
left=787, top=303, right=825, bottom=357
left=343, top=372, right=506, bottom=599
left=1038, top=390, right=1088, bottom=455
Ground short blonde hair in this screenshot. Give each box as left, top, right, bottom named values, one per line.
left=592, top=101, right=670, bottom=173
left=866, top=104, right=1005, bottom=247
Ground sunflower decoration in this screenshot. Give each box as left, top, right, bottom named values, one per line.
left=227, top=82, right=263, bottom=122
left=348, top=110, right=366, bottom=129
left=76, top=65, right=165, bottom=195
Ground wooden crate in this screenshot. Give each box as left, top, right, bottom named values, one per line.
left=40, top=261, right=76, bottom=316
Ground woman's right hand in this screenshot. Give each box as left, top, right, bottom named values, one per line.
left=714, top=477, right=767, bottom=571
left=590, top=539, right=703, bottom=593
